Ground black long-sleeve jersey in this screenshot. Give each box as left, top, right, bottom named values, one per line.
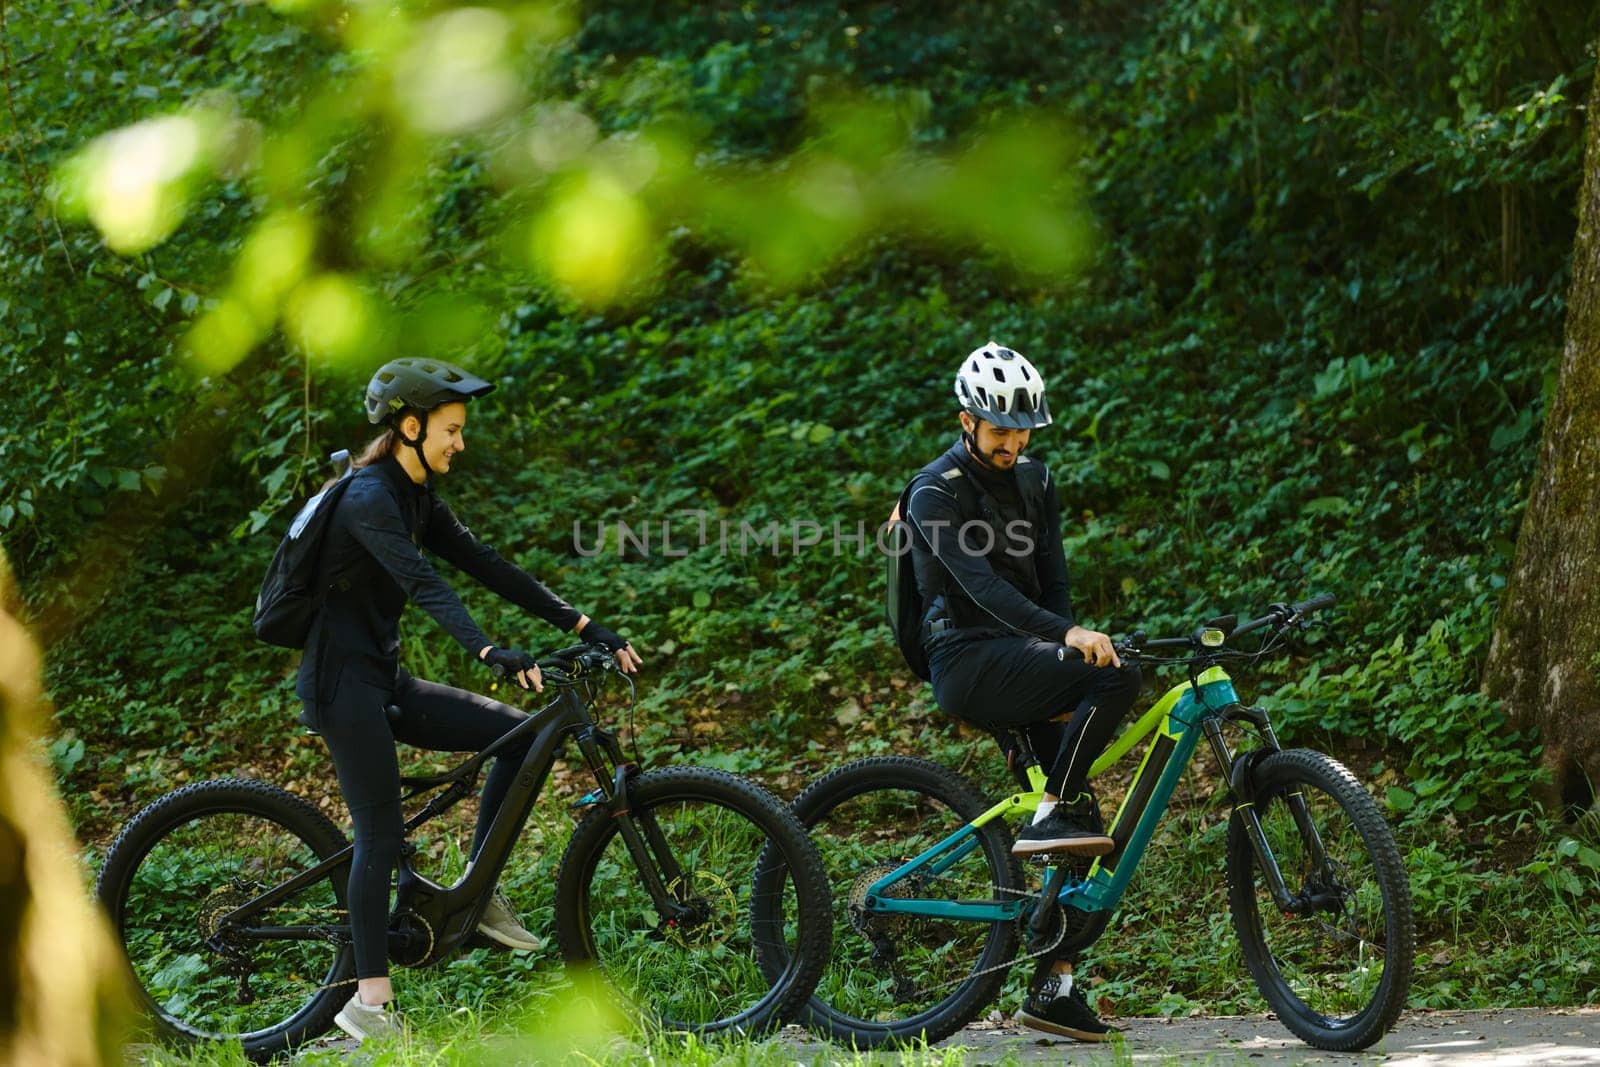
left=903, top=439, right=1076, bottom=642
left=295, top=455, right=579, bottom=703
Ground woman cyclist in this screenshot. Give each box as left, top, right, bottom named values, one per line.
left=297, top=357, right=642, bottom=1042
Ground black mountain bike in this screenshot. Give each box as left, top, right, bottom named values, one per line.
left=95, top=645, right=831, bottom=1059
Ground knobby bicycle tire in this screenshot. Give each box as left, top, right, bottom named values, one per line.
left=761, top=755, right=1023, bottom=1049
left=553, top=765, right=831, bottom=1036
left=95, top=778, right=354, bottom=1061
left=1227, top=748, right=1415, bottom=1051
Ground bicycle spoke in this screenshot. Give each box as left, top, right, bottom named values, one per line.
left=1229, top=749, right=1412, bottom=1047
left=790, top=759, right=1021, bottom=1046
left=116, top=809, right=348, bottom=1041
left=574, top=795, right=798, bottom=1028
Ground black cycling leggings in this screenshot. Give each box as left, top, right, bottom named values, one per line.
left=308, top=667, right=532, bottom=980
left=928, top=634, right=1141, bottom=800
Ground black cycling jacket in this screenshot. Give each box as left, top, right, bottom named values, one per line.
left=904, top=439, right=1076, bottom=642
left=295, top=456, right=580, bottom=704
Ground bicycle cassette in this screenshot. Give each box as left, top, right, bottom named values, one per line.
left=847, top=863, right=918, bottom=935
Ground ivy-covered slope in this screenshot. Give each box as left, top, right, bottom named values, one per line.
left=3, top=3, right=1596, bottom=919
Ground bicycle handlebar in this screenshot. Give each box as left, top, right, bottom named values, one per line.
left=488, top=643, right=616, bottom=684
left=1232, top=593, right=1336, bottom=639
left=1118, top=593, right=1335, bottom=657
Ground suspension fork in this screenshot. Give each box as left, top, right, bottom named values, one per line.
left=570, top=712, right=693, bottom=922
left=1205, top=708, right=1334, bottom=913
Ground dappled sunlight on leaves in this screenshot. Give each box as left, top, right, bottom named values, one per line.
left=54, top=0, right=1092, bottom=332
left=54, top=112, right=222, bottom=254
left=395, top=8, right=522, bottom=135
left=285, top=273, right=383, bottom=366
left=529, top=170, right=656, bottom=306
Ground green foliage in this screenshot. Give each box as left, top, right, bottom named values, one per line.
left=5, top=0, right=1599, bottom=1022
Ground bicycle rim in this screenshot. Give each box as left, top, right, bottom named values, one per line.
left=800, top=761, right=1019, bottom=1043
left=562, top=782, right=812, bottom=1032
left=110, top=806, right=350, bottom=1045
left=1230, top=749, right=1413, bottom=1049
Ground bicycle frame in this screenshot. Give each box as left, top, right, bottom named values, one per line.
left=859, top=665, right=1318, bottom=932
left=215, top=678, right=681, bottom=969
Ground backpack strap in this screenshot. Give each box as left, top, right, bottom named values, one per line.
left=915, top=455, right=984, bottom=521
left=1012, top=454, right=1050, bottom=535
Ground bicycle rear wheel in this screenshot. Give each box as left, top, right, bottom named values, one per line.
left=1227, top=748, right=1415, bottom=1051
left=553, top=766, right=830, bottom=1035
left=94, top=779, right=354, bottom=1060
left=764, top=756, right=1023, bottom=1049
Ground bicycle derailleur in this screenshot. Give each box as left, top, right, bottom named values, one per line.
left=198, top=880, right=262, bottom=1006
left=847, top=863, right=925, bottom=998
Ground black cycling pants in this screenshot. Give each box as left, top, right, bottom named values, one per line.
left=307, top=668, right=532, bottom=980
left=928, top=634, right=1141, bottom=801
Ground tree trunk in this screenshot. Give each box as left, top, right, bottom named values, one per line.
left=1483, top=55, right=1600, bottom=816
left=0, top=546, right=129, bottom=1065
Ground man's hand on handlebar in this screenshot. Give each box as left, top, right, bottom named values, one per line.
left=1065, top=625, right=1122, bottom=669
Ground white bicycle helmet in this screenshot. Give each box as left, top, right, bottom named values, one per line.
left=953, top=342, right=1051, bottom=429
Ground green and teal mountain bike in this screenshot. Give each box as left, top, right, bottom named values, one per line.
left=755, top=594, right=1414, bottom=1052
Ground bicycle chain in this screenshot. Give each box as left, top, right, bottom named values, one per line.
left=205, top=900, right=364, bottom=998
left=862, top=872, right=1072, bottom=997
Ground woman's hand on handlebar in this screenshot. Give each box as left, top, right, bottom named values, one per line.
left=1065, top=625, right=1122, bottom=669
left=576, top=618, right=644, bottom=675
left=478, top=645, right=544, bottom=692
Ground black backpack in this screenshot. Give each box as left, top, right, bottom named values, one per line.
left=884, top=458, right=974, bottom=682
left=884, top=454, right=1048, bottom=681
left=252, top=451, right=355, bottom=649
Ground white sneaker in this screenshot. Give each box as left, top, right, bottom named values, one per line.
left=476, top=888, right=542, bottom=951
left=334, top=993, right=404, bottom=1043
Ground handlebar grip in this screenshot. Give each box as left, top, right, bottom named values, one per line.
left=1293, top=593, right=1336, bottom=615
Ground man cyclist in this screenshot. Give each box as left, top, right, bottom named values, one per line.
left=902, top=341, right=1142, bottom=1041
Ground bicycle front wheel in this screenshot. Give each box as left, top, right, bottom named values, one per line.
left=94, top=779, right=354, bottom=1060
left=1227, top=749, right=1415, bottom=1051
left=553, top=766, right=831, bottom=1035
left=773, top=756, right=1024, bottom=1049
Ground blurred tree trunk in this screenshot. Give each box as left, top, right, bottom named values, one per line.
left=1484, top=56, right=1600, bottom=816
left=0, top=546, right=129, bottom=1065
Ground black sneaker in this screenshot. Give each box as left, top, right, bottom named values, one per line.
left=1011, top=798, right=1114, bottom=857
left=1017, top=975, right=1119, bottom=1042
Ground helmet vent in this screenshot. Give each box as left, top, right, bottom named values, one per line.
left=995, top=395, right=1008, bottom=412
left=993, top=367, right=1006, bottom=383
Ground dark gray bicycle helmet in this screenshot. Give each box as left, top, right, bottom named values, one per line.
left=364, top=358, right=495, bottom=425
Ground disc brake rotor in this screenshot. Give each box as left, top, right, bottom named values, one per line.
left=656, top=870, right=736, bottom=946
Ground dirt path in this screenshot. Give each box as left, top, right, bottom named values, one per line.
left=876, top=1008, right=1600, bottom=1065
left=291, top=1008, right=1599, bottom=1063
